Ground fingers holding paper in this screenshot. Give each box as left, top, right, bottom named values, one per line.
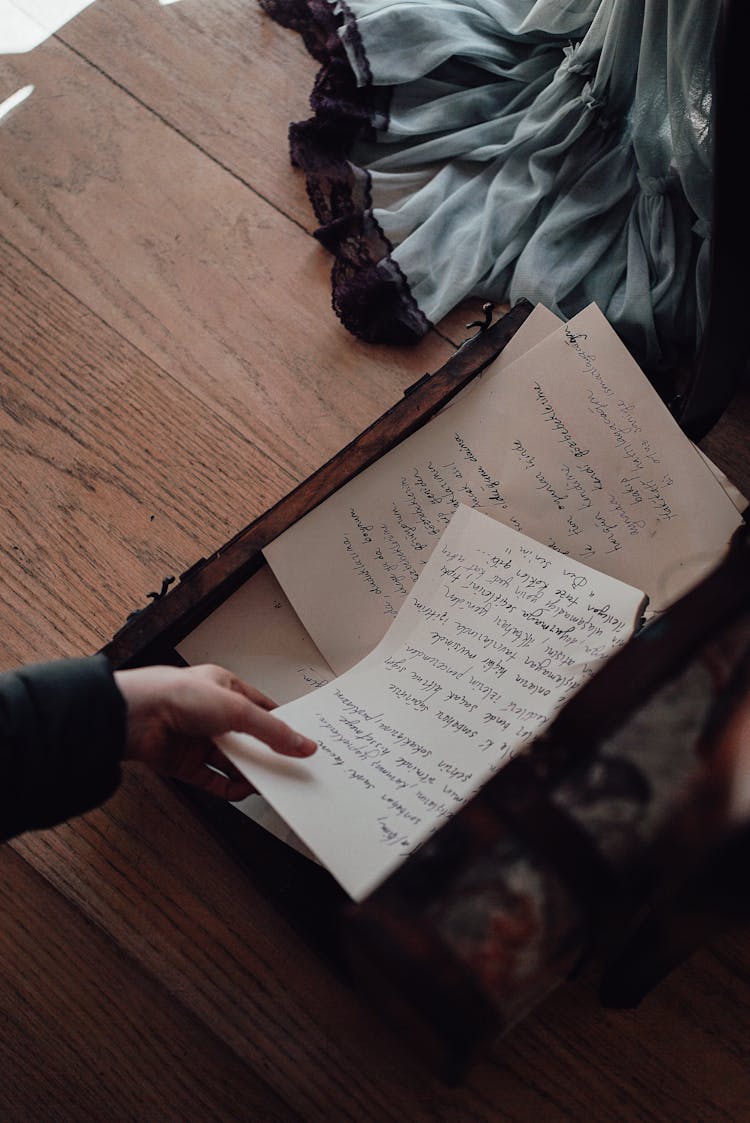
left=115, top=663, right=317, bottom=801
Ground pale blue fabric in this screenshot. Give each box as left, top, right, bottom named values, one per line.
left=336, top=0, right=718, bottom=368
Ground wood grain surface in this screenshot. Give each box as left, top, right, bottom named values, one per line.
left=1, top=0, right=749, bottom=1118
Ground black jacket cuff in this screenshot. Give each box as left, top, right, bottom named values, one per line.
left=0, top=654, right=126, bottom=841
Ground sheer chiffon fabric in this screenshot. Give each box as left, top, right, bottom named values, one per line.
left=267, top=0, right=718, bottom=370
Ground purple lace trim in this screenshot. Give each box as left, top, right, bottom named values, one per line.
left=260, top=0, right=432, bottom=344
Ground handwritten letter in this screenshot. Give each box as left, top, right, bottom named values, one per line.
left=224, top=507, right=644, bottom=900
left=264, top=305, right=741, bottom=672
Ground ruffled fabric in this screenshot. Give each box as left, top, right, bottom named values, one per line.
left=263, top=0, right=719, bottom=371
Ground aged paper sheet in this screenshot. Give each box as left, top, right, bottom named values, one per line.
left=224, top=507, right=644, bottom=900
left=177, top=565, right=332, bottom=704
left=265, top=305, right=742, bottom=673
left=177, top=565, right=331, bottom=857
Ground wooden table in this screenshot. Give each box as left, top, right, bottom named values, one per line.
left=1, top=2, right=749, bottom=1117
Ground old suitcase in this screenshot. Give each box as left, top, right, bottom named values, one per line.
left=103, top=300, right=750, bottom=1076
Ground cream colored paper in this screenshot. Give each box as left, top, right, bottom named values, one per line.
left=264, top=305, right=742, bottom=673
left=177, top=565, right=332, bottom=857
left=177, top=565, right=332, bottom=705
left=224, top=507, right=645, bottom=901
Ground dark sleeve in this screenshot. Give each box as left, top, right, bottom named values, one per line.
left=0, top=654, right=126, bottom=843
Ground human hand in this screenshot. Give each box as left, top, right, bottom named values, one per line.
left=114, top=663, right=316, bottom=801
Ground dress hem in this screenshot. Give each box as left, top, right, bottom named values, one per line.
left=261, top=0, right=432, bottom=344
